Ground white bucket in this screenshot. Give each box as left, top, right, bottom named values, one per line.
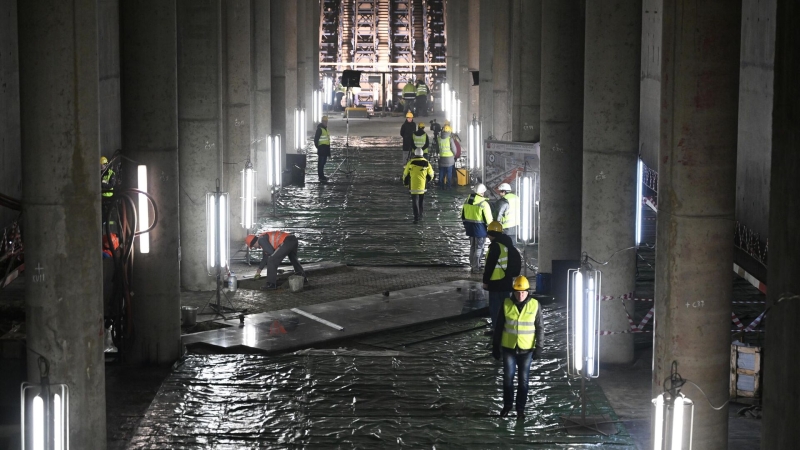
left=288, top=275, right=304, bottom=293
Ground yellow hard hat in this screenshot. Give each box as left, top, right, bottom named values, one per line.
left=443, top=125, right=452, bottom=133
left=488, top=221, right=503, bottom=233
left=513, top=276, right=530, bottom=291
left=418, top=122, right=426, bottom=129
left=321, top=115, right=329, bottom=121
left=406, top=111, right=414, bottom=118
left=100, top=156, right=108, bottom=165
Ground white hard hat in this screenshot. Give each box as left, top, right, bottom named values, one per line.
left=414, top=148, right=423, bottom=157
left=474, top=183, right=487, bottom=194
left=498, top=183, right=512, bottom=192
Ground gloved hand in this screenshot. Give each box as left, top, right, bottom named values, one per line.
left=253, top=274, right=262, bottom=280
left=492, top=349, right=501, bottom=361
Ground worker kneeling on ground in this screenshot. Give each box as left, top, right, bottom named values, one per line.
left=492, top=275, right=543, bottom=419
left=245, top=231, right=307, bottom=291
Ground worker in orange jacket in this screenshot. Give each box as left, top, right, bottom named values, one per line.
left=245, top=231, right=306, bottom=290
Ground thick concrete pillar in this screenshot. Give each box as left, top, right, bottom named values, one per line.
left=511, top=0, right=541, bottom=142
left=467, top=0, right=480, bottom=120
left=538, top=1, right=585, bottom=275
left=582, top=1, right=641, bottom=364
left=177, top=0, right=223, bottom=291
left=638, top=0, right=662, bottom=170
left=297, top=0, right=309, bottom=133
left=0, top=0, right=21, bottom=229
left=121, top=0, right=182, bottom=364
left=445, top=0, right=460, bottom=92
left=223, top=0, right=253, bottom=243
left=761, top=0, right=800, bottom=447
left=18, top=1, right=106, bottom=447
left=271, top=0, right=299, bottom=153
left=479, top=0, right=512, bottom=142
left=456, top=3, right=470, bottom=134
left=653, top=1, right=740, bottom=449
left=254, top=0, right=272, bottom=204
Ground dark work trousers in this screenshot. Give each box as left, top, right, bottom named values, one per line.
left=417, top=95, right=428, bottom=116
left=318, top=153, right=329, bottom=179
left=265, top=235, right=305, bottom=284
left=411, top=193, right=425, bottom=221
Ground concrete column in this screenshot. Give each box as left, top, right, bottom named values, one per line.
left=467, top=0, right=480, bottom=122
left=456, top=3, right=470, bottom=134
left=223, top=0, right=253, bottom=244
left=445, top=0, right=460, bottom=92
left=479, top=0, right=512, bottom=142
left=98, top=0, right=121, bottom=158
left=761, top=1, right=800, bottom=447
left=510, top=0, right=540, bottom=142
left=538, top=0, right=585, bottom=275
left=271, top=0, right=298, bottom=154
left=582, top=1, right=642, bottom=365
left=120, top=0, right=182, bottom=365
left=0, top=0, right=21, bottom=229
left=177, top=0, right=222, bottom=291
left=297, top=0, right=309, bottom=132
left=254, top=0, right=272, bottom=204
left=653, top=1, right=740, bottom=449
left=18, top=1, right=106, bottom=447
left=312, top=0, right=320, bottom=93
left=638, top=0, right=662, bottom=169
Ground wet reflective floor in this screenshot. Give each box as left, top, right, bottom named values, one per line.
left=129, top=302, right=636, bottom=449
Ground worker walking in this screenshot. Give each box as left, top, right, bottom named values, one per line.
left=314, top=116, right=331, bottom=182
left=416, top=79, right=430, bottom=116
left=496, top=183, right=520, bottom=244
left=402, top=80, right=417, bottom=113
left=403, top=148, right=434, bottom=223
left=412, top=122, right=430, bottom=160
left=245, top=231, right=306, bottom=290
left=400, top=111, right=417, bottom=153
left=437, top=125, right=455, bottom=189
left=335, top=79, right=346, bottom=111
left=492, top=275, right=543, bottom=419
left=461, top=183, right=494, bottom=273
left=483, top=221, right=522, bottom=335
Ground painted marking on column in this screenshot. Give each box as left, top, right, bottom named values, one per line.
left=33, top=263, right=45, bottom=283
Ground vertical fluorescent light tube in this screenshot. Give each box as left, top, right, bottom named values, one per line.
left=219, top=194, right=227, bottom=269
left=207, top=194, right=216, bottom=271
left=573, top=272, right=584, bottom=373
left=521, top=177, right=531, bottom=242
left=636, top=159, right=643, bottom=245
left=476, top=123, right=482, bottom=170
left=54, top=393, right=63, bottom=450
left=275, top=135, right=282, bottom=186
left=302, top=109, right=306, bottom=148
left=33, top=394, right=44, bottom=450
left=671, top=396, right=685, bottom=450
left=468, top=122, right=474, bottom=170
left=653, top=394, right=665, bottom=450
left=266, top=137, right=273, bottom=187
left=443, top=82, right=449, bottom=112
left=242, top=166, right=254, bottom=228
left=450, top=91, right=456, bottom=124
left=137, top=165, right=149, bottom=253
left=587, top=275, right=597, bottom=376
left=294, top=109, right=299, bottom=150
left=456, top=100, right=462, bottom=133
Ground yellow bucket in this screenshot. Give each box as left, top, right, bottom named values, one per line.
left=456, top=168, right=469, bottom=186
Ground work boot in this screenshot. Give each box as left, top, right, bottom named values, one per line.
left=516, top=409, right=525, bottom=420
left=260, top=282, right=278, bottom=291
left=500, top=406, right=511, bottom=417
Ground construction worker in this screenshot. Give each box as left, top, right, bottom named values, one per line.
left=496, top=183, right=520, bottom=244
left=101, top=156, right=115, bottom=197
left=400, top=111, right=417, bottom=153
left=483, top=221, right=522, bottom=335
left=245, top=231, right=306, bottom=290
left=335, top=78, right=346, bottom=111
left=403, top=148, right=434, bottom=223
left=461, top=183, right=494, bottom=273
left=314, top=116, right=331, bottom=182
left=402, top=80, right=417, bottom=113
left=429, top=119, right=442, bottom=156
left=412, top=122, right=430, bottom=160
left=438, top=125, right=455, bottom=188
left=416, top=79, right=430, bottom=116
left=492, top=275, right=543, bottom=419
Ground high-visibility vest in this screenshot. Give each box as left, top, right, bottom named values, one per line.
left=438, top=137, right=453, bottom=157
left=261, top=231, right=290, bottom=249
left=102, top=169, right=115, bottom=197
left=403, top=83, right=417, bottom=97
left=487, top=243, right=509, bottom=281
left=336, top=83, right=346, bottom=93
left=413, top=132, right=426, bottom=149
left=462, top=194, right=491, bottom=224
left=318, top=127, right=330, bottom=145
left=501, top=298, right=539, bottom=350
left=500, top=193, right=520, bottom=228
left=416, top=84, right=429, bottom=96
left=403, top=157, right=433, bottom=194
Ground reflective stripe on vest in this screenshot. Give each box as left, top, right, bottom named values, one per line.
left=500, top=193, right=520, bottom=228
left=501, top=298, right=539, bottom=350
left=262, top=231, right=290, bottom=249
left=413, top=133, right=426, bottom=149
left=438, top=137, right=453, bottom=157
left=416, top=84, right=428, bottom=96
left=319, top=127, right=330, bottom=145
left=488, top=243, right=509, bottom=281
left=462, top=194, right=488, bottom=224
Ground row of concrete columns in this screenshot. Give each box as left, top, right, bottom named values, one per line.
left=445, top=1, right=799, bottom=448
left=19, top=1, right=319, bottom=447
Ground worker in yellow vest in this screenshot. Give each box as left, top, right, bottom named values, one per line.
left=245, top=231, right=306, bottom=290
left=403, top=148, right=434, bottom=223
left=461, top=183, right=494, bottom=273
left=437, top=125, right=455, bottom=188
left=492, top=275, right=543, bottom=419
left=100, top=156, right=115, bottom=197
left=415, top=79, right=430, bottom=116
left=412, top=122, right=430, bottom=160
left=483, top=221, right=522, bottom=335
left=402, top=80, right=417, bottom=113
left=496, top=183, right=520, bottom=244
left=314, top=116, right=331, bottom=182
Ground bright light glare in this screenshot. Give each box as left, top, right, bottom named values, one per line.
left=574, top=271, right=584, bottom=374
left=443, top=82, right=449, bottom=112
left=521, top=177, right=532, bottom=242
left=654, top=394, right=664, bottom=450
left=671, top=396, right=684, bottom=450
left=33, top=394, right=44, bottom=450
left=586, top=275, right=596, bottom=376
left=324, top=77, right=333, bottom=105
left=267, top=135, right=282, bottom=188
left=54, top=393, right=63, bottom=450
left=241, top=166, right=255, bottom=229
left=636, top=159, right=643, bottom=245
left=219, top=194, right=227, bottom=269
left=137, top=165, right=149, bottom=253
left=274, top=136, right=282, bottom=186
left=207, top=195, right=216, bottom=270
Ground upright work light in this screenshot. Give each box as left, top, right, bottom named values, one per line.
left=294, top=108, right=306, bottom=151
left=455, top=99, right=462, bottom=133
left=448, top=90, right=456, bottom=124
left=240, top=160, right=256, bottom=229
left=324, top=77, right=333, bottom=105
left=468, top=116, right=482, bottom=172
left=517, top=173, right=536, bottom=244
left=567, top=259, right=601, bottom=378
left=636, top=158, right=644, bottom=246
left=137, top=165, right=150, bottom=254
left=312, top=90, right=323, bottom=123
left=21, top=357, right=69, bottom=450
left=266, top=135, right=282, bottom=188
left=206, top=181, right=229, bottom=274
left=442, top=82, right=449, bottom=113
left=653, top=362, right=695, bottom=450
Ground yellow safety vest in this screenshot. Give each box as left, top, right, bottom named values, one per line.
left=336, top=84, right=346, bottom=93
left=487, top=243, right=509, bottom=281
left=403, top=83, right=417, bottom=97
left=438, top=137, right=453, bottom=157
left=319, top=127, right=330, bottom=145
left=501, top=298, right=539, bottom=350
left=403, top=157, right=434, bottom=194
left=462, top=194, right=492, bottom=224
left=413, top=132, right=427, bottom=149
left=500, top=193, right=520, bottom=228
left=102, top=169, right=115, bottom=197
left=416, top=84, right=429, bottom=96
